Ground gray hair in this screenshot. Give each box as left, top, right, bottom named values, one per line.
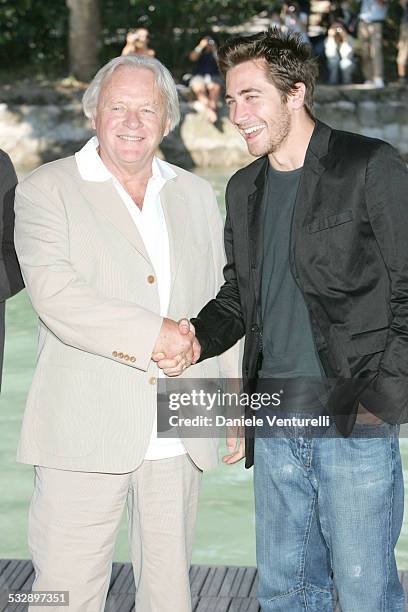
left=82, top=55, right=180, bottom=131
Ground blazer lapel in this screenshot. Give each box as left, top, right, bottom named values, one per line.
left=160, top=179, right=188, bottom=301
left=290, top=121, right=331, bottom=280
left=77, top=178, right=151, bottom=264
left=248, top=158, right=269, bottom=322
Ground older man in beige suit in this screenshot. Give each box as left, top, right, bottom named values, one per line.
left=14, top=55, right=239, bottom=612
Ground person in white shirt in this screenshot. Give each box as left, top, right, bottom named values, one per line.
left=324, top=22, right=355, bottom=84
left=14, top=55, right=239, bottom=612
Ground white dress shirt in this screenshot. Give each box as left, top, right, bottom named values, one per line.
left=75, top=137, right=186, bottom=460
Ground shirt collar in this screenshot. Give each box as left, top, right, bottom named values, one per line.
left=75, top=136, right=177, bottom=184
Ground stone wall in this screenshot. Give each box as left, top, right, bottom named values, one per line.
left=0, top=83, right=406, bottom=170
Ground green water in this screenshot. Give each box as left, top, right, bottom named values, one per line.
left=2, top=167, right=408, bottom=569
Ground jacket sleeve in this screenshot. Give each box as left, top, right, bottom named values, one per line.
left=192, top=179, right=245, bottom=361
left=0, top=151, right=24, bottom=300
left=14, top=178, right=163, bottom=372
left=363, top=142, right=408, bottom=420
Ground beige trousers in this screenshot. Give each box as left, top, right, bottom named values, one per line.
left=358, top=20, right=384, bottom=81
left=28, top=455, right=201, bottom=612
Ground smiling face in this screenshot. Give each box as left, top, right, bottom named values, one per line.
left=93, top=66, right=168, bottom=176
left=225, top=59, right=291, bottom=158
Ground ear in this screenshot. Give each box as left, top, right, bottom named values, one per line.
left=287, top=82, right=306, bottom=111
left=163, top=118, right=171, bottom=138
left=91, top=116, right=96, bottom=130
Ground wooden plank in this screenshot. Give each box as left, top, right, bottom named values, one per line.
left=229, top=599, right=261, bottom=612
left=248, top=573, right=258, bottom=598
left=105, top=592, right=134, bottom=612
left=228, top=567, right=247, bottom=597
left=189, top=565, right=200, bottom=583
left=0, top=560, right=10, bottom=577
left=190, top=565, right=211, bottom=596
left=195, top=596, right=231, bottom=611
left=236, top=567, right=257, bottom=597
left=0, top=590, right=10, bottom=612
left=218, top=566, right=240, bottom=596
left=18, top=566, right=35, bottom=591
left=200, top=566, right=227, bottom=597
left=109, top=564, right=133, bottom=593
left=0, top=561, right=25, bottom=589
left=7, top=562, right=35, bottom=612
left=109, top=562, right=125, bottom=590
left=119, top=567, right=135, bottom=595
left=8, top=561, right=33, bottom=590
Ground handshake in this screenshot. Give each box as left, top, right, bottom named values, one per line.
left=151, top=318, right=200, bottom=376
left=151, top=317, right=245, bottom=463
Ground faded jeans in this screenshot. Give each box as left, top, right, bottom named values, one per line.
left=253, top=423, right=405, bottom=611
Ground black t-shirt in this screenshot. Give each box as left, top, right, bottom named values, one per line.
left=259, top=164, right=324, bottom=409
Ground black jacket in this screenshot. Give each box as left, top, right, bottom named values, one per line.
left=0, top=150, right=24, bottom=388
left=192, top=120, right=408, bottom=467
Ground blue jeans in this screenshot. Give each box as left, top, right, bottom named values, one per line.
left=253, top=424, right=405, bottom=611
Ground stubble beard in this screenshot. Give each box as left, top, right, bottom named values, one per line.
left=247, top=107, right=291, bottom=158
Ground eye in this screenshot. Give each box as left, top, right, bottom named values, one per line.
left=142, top=107, right=155, bottom=114
left=245, top=95, right=258, bottom=102
left=111, top=104, right=125, bottom=112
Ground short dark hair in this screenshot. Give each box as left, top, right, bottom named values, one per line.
left=218, top=28, right=318, bottom=116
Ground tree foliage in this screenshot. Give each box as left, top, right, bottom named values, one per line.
left=101, top=0, right=267, bottom=76
left=0, top=0, right=68, bottom=73
left=0, top=0, right=266, bottom=78
left=0, top=0, right=403, bottom=80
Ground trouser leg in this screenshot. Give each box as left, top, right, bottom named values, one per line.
left=358, top=21, right=372, bottom=80
left=253, top=436, right=333, bottom=611
left=28, top=466, right=129, bottom=612
left=127, top=455, right=201, bottom=612
left=315, top=428, right=405, bottom=612
left=371, top=22, right=384, bottom=80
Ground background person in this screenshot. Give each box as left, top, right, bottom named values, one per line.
left=280, top=1, right=310, bottom=43
left=121, top=27, right=155, bottom=57
left=189, top=36, right=223, bottom=123
left=325, top=21, right=354, bottom=83
left=358, top=0, right=388, bottom=87
left=397, top=0, right=408, bottom=83
left=0, top=150, right=24, bottom=390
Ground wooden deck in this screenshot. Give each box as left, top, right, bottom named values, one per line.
left=0, top=559, right=408, bottom=610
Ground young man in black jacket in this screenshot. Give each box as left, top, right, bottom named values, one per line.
left=154, top=29, right=408, bottom=611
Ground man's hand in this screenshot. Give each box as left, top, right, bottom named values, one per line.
left=223, top=425, right=245, bottom=464
left=355, top=402, right=384, bottom=425
left=152, top=317, right=195, bottom=361
left=152, top=319, right=201, bottom=376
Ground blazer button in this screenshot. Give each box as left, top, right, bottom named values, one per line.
left=118, top=352, right=124, bottom=359
left=147, top=275, right=155, bottom=284
left=130, top=356, right=136, bottom=363
left=149, top=376, right=157, bottom=385
left=112, top=351, right=118, bottom=357
left=251, top=324, right=259, bottom=333
left=124, top=354, right=130, bottom=361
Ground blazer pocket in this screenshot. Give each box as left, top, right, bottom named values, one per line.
left=308, top=210, right=353, bottom=233
left=350, top=327, right=389, bottom=356
left=33, top=365, right=103, bottom=458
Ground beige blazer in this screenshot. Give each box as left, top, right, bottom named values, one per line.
left=14, top=156, right=240, bottom=473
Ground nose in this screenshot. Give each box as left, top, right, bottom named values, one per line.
left=229, top=101, right=248, bottom=127
left=124, top=109, right=142, bottom=129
